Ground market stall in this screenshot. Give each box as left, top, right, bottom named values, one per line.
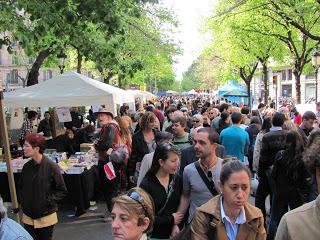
left=4, top=71, right=135, bottom=116
left=0, top=148, right=98, bottom=216
left=2, top=71, right=133, bottom=216
left=126, top=89, right=156, bottom=103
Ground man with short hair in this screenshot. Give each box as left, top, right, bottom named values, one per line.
left=171, top=116, right=191, bottom=150
left=177, top=128, right=223, bottom=224
left=220, top=112, right=250, bottom=162
left=179, top=127, right=226, bottom=175
left=298, top=111, right=317, bottom=145
left=64, top=107, right=84, bottom=132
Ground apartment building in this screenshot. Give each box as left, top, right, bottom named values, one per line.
left=251, top=66, right=319, bottom=104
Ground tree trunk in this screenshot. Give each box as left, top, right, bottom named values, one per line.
left=27, top=49, right=51, bottom=86
left=77, top=49, right=82, bottom=74
left=294, top=72, right=301, bottom=104
left=262, top=63, right=269, bottom=104
left=246, top=81, right=251, bottom=109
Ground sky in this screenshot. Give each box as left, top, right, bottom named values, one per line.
left=162, top=0, right=217, bottom=81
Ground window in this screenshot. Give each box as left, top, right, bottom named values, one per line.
left=7, top=69, right=19, bottom=84
left=306, top=73, right=316, bottom=80
left=281, top=70, right=286, bottom=81
left=44, top=70, right=52, bottom=81
left=12, top=51, right=19, bottom=65
left=288, top=69, right=292, bottom=80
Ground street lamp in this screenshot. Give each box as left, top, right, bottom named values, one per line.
left=312, top=49, right=320, bottom=102
left=57, top=50, right=67, bottom=74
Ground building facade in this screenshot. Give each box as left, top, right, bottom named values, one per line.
left=251, top=66, right=319, bottom=105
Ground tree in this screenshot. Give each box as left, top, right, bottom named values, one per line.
left=204, top=0, right=319, bottom=104
left=204, top=0, right=286, bottom=106
left=241, top=0, right=320, bottom=103
left=0, top=0, right=161, bottom=86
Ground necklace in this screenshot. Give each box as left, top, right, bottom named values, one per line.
left=199, top=156, right=217, bottom=171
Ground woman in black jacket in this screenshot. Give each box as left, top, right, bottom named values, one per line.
left=217, top=111, right=230, bottom=135
left=128, top=112, right=158, bottom=188
left=140, top=143, right=183, bottom=239
left=268, top=130, right=310, bottom=239
left=20, top=133, right=67, bottom=240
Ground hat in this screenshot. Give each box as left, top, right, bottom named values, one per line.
left=94, top=107, right=113, bottom=118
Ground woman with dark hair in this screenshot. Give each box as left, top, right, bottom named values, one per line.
left=190, top=160, right=265, bottom=240
left=128, top=112, right=159, bottom=188
left=20, top=133, right=67, bottom=240
left=252, top=117, right=272, bottom=173
left=217, top=111, right=230, bottom=135
left=19, top=110, right=38, bottom=147
left=140, top=143, right=183, bottom=239
left=268, top=130, right=310, bottom=239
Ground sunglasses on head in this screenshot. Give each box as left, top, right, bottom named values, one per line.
left=161, top=142, right=175, bottom=150
left=127, top=191, right=148, bottom=217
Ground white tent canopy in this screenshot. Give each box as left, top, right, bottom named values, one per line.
left=166, top=90, right=178, bottom=95
left=126, top=89, right=156, bottom=102
left=4, top=71, right=135, bottom=115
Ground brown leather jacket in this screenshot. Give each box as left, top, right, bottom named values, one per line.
left=190, top=195, right=266, bottom=240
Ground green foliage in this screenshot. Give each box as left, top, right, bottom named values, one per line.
left=0, top=0, right=174, bottom=86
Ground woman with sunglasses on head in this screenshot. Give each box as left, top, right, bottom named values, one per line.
left=140, top=143, right=183, bottom=240
left=111, top=187, right=155, bottom=240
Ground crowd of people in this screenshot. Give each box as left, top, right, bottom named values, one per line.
left=1, top=97, right=320, bottom=240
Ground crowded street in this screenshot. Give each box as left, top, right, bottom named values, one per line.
left=1, top=1, right=320, bottom=240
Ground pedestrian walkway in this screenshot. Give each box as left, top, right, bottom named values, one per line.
left=55, top=202, right=112, bottom=240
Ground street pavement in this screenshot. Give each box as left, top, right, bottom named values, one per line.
left=54, top=202, right=112, bottom=240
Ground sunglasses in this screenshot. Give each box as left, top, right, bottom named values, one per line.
left=193, top=120, right=200, bottom=123
left=127, top=191, right=148, bottom=216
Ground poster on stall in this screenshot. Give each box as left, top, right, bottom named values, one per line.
left=56, top=107, right=72, bottom=122
left=9, top=108, right=24, bottom=129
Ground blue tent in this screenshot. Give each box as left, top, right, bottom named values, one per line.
left=217, top=81, right=251, bottom=106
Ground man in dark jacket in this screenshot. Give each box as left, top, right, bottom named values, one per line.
left=64, top=107, right=83, bottom=133
left=297, top=111, right=316, bottom=145
left=256, top=112, right=287, bottom=223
